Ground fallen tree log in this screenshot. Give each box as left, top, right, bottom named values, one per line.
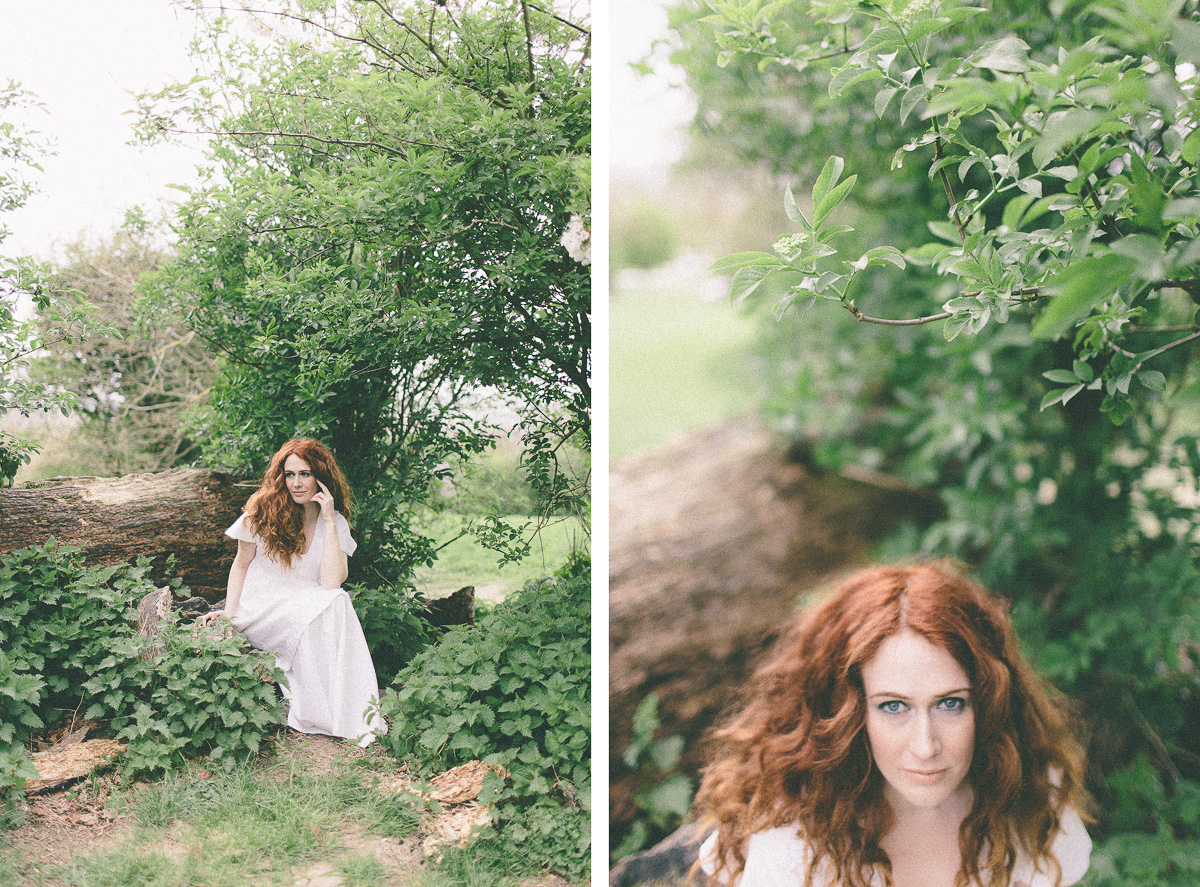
left=0, top=468, right=253, bottom=599
left=27, top=737, right=127, bottom=795
left=609, top=418, right=942, bottom=843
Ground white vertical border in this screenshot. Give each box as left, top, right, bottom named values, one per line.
left=590, top=0, right=611, bottom=883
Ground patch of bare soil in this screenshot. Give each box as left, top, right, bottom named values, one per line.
left=4, top=789, right=131, bottom=882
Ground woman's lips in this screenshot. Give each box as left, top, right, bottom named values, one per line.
left=905, top=769, right=948, bottom=784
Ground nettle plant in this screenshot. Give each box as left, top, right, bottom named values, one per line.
left=379, top=573, right=590, bottom=879
left=709, top=0, right=1200, bottom=424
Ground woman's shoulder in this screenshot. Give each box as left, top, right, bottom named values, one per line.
left=1012, top=805, right=1092, bottom=887
left=700, top=825, right=830, bottom=886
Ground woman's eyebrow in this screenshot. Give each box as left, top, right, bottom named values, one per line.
left=867, top=687, right=971, bottom=701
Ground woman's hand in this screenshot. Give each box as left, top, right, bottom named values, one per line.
left=313, top=480, right=336, bottom=523
left=198, top=609, right=225, bottom=625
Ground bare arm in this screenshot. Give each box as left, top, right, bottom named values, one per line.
left=200, top=539, right=257, bottom=624
left=315, top=480, right=349, bottom=589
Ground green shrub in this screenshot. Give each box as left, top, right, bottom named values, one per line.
left=441, top=448, right=539, bottom=517
left=346, top=581, right=437, bottom=686
left=611, top=195, right=679, bottom=271
left=612, top=694, right=694, bottom=862
left=0, top=648, right=42, bottom=827
left=83, top=622, right=285, bottom=776
left=379, top=573, right=590, bottom=879
left=0, top=542, right=144, bottom=714
left=0, top=542, right=287, bottom=816
left=1084, top=756, right=1200, bottom=885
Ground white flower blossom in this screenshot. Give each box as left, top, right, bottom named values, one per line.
left=560, top=214, right=591, bottom=266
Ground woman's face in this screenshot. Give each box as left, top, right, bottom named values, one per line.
left=283, top=454, right=318, bottom=505
left=861, top=628, right=976, bottom=816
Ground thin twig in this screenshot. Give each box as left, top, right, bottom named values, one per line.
left=842, top=303, right=953, bottom=325
left=934, top=135, right=967, bottom=245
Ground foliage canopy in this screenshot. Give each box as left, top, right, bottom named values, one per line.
left=664, top=0, right=1200, bottom=862
left=139, top=0, right=591, bottom=577
left=0, top=83, right=91, bottom=485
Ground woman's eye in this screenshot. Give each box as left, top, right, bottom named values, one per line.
left=879, top=700, right=906, bottom=714
left=939, top=697, right=967, bottom=712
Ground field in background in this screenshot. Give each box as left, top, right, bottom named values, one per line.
left=413, top=513, right=585, bottom=603
left=609, top=265, right=760, bottom=461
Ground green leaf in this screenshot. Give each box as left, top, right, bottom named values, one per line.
left=813, top=174, right=857, bottom=227
left=1110, top=234, right=1166, bottom=281
left=710, top=252, right=785, bottom=273
left=899, top=84, right=930, bottom=125
left=1164, top=198, right=1200, bottom=222
left=1043, top=369, right=1081, bottom=384
left=1032, top=254, right=1136, bottom=340
left=860, top=25, right=904, bottom=55
left=875, top=86, right=898, bottom=118
left=924, top=79, right=995, bottom=117
left=1033, top=109, right=1107, bottom=169
left=811, top=156, right=846, bottom=213
left=783, top=185, right=810, bottom=229
left=974, top=36, right=1031, bottom=74
left=1138, top=370, right=1167, bottom=392
left=860, top=246, right=907, bottom=269
left=829, top=64, right=884, bottom=98
left=1171, top=18, right=1200, bottom=65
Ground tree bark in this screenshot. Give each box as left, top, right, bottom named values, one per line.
left=609, top=418, right=942, bottom=836
left=0, top=468, right=253, bottom=599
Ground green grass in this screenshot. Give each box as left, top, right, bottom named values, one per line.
left=609, top=279, right=760, bottom=461
left=413, top=513, right=586, bottom=601
left=0, top=745, right=434, bottom=887
left=0, top=742, right=581, bottom=887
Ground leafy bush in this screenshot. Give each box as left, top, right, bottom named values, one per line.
left=379, top=572, right=590, bottom=879
left=345, top=581, right=437, bottom=686
left=0, top=542, right=287, bottom=817
left=0, top=542, right=144, bottom=716
left=611, top=193, right=680, bottom=270
left=0, top=649, right=42, bottom=827
left=83, top=623, right=285, bottom=776
left=612, top=694, right=695, bottom=862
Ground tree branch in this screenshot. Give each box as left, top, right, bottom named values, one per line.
left=520, top=0, right=537, bottom=86
left=156, top=125, right=452, bottom=156
left=525, top=2, right=589, bottom=36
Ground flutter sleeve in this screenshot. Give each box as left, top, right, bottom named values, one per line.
left=1051, top=806, right=1092, bottom=886
left=335, top=512, right=358, bottom=557
left=225, top=513, right=256, bottom=543
left=1020, top=804, right=1092, bottom=887
left=699, top=827, right=818, bottom=887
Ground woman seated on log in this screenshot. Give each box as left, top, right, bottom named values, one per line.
left=695, top=562, right=1092, bottom=887
left=200, top=438, right=384, bottom=747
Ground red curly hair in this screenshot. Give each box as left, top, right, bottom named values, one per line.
left=695, top=562, right=1091, bottom=887
left=243, top=438, right=354, bottom=567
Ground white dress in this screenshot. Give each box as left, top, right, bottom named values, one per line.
left=699, top=805, right=1091, bottom=886
left=226, top=513, right=384, bottom=747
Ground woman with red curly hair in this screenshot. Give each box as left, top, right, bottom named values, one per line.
left=696, top=563, right=1092, bottom=887
left=200, top=438, right=383, bottom=746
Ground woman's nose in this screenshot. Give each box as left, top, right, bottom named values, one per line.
left=910, top=713, right=941, bottom=759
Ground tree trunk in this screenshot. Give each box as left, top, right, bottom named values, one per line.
left=609, top=418, right=941, bottom=837
left=0, top=468, right=253, bottom=599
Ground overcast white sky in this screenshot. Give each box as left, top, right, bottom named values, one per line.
left=609, top=0, right=694, bottom=190
left=0, top=0, right=207, bottom=260
left=0, top=0, right=686, bottom=261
